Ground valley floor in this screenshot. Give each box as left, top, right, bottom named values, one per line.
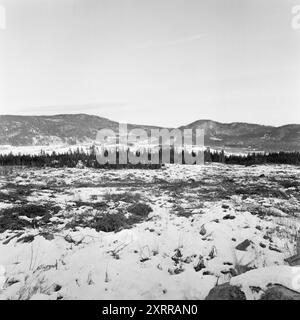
left=0, top=163, right=300, bottom=300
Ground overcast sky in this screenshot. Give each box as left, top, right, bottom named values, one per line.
left=0, top=0, right=299, bottom=127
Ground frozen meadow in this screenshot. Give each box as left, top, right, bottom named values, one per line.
left=0, top=163, right=300, bottom=300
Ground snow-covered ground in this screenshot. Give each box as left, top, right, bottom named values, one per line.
left=0, top=163, right=299, bottom=300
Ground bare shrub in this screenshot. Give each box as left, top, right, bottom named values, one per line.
left=127, top=203, right=152, bottom=217
left=0, top=203, right=61, bottom=232
left=94, top=212, right=128, bottom=232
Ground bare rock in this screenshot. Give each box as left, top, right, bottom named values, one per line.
left=194, top=256, right=205, bottom=272
left=199, top=224, right=207, bottom=236
left=223, top=214, right=235, bottom=220
left=285, top=254, right=300, bottom=266
left=260, top=285, right=300, bottom=300
left=235, top=239, right=252, bottom=251
left=205, top=283, right=246, bottom=300
left=269, top=245, right=281, bottom=253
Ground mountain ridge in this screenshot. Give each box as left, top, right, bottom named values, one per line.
left=0, top=114, right=299, bottom=151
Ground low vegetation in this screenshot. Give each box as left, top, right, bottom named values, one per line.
left=0, top=203, right=61, bottom=232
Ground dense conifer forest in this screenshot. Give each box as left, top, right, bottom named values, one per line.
left=0, top=146, right=299, bottom=168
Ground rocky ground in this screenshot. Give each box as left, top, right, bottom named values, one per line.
left=0, top=163, right=300, bottom=300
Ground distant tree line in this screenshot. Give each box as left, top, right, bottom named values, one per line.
left=0, top=146, right=299, bottom=168
left=224, top=151, right=300, bottom=166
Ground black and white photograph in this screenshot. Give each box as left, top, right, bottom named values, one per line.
left=0, top=0, right=300, bottom=305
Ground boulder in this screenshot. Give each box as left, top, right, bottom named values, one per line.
left=260, top=285, right=300, bottom=300
left=205, top=283, right=246, bottom=300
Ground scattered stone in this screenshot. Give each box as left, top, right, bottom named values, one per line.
left=235, top=239, right=252, bottom=251
left=171, top=248, right=183, bottom=264
left=259, top=242, right=266, bottom=248
left=173, top=267, right=184, bottom=274
left=199, top=224, right=207, bottom=236
left=194, top=256, right=205, bottom=272
left=52, top=284, right=62, bottom=292
left=222, top=204, right=230, bottom=209
left=208, top=246, right=217, bottom=259
left=168, top=266, right=184, bottom=275
left=223, top=214, right=235, bottom=220
left=269, top=245, right=281, bottom=253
